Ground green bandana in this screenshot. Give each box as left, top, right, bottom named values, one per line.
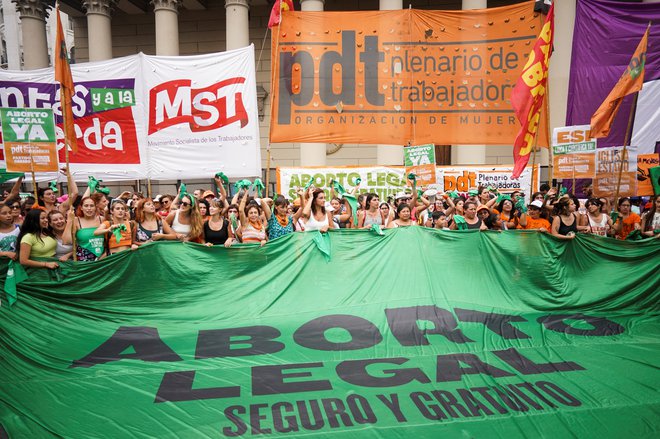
left=497, top=194, right=512, bottom=204
left=448, top=191, right=460, bottom=199
left=303, top=177, right=314, bottom=191
left=453, top=214, right=468, bottom=231
left=610, top=211, right=620, bottom=222
left=371, top=224, right=384, bottom=236
left=112, top=223, right=127, bottom=244
left=178, top=183, right=187, bottom=200
left=468, top=189, right=478, bottom=197
left=515, top=199, right=527, bottom=213
left=252, top=179, right=265, bottom=197
left=215, top=172, right=229, bottom=184
left=407, top=173, right=417, bottom=184
left=332, top=180, right=347, bottom=196
left=234, top=179, right=252, bottom=192
left=48, top=181, right=58, bottom=193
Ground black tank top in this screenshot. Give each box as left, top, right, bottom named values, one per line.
left=204, top=219, right=229, bottom=245
left=466, top=218, right=483, bottom=230
left=558, top=214, right=578, bottom=236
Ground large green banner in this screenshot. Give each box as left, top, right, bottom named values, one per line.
left=1, top=228, right=659, bottom=438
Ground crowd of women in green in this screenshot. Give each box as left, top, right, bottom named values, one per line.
left=1, top=172, right=659, bottom=270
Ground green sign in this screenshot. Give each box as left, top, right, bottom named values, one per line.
left=90, top=87, right=136, bottom=112
left=552, top=141, right=597, bottom=155
left=1, top=228, right=659, bottom=438
left=0, top=108, right=55, bottom=142
left=404, top=143, right=435, bottom=167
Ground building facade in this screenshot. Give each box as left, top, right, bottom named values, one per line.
left=9, top=0, right=619, bottom=190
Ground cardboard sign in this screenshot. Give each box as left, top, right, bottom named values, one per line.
left=0, top=108, right=58, bottom=172
left=637, top=154, right=659, bottom=196
left=594, top=146, right=637, bottom=198
left=551, top=125, right=597, bottom=179
left=404, top=144, right=436, bottom=185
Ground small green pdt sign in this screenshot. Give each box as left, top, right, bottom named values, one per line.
left=0, top=108, right=59, bottom=172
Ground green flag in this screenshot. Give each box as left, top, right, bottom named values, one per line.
left=0, top=230, right=658, bottom=438
left=649, top=165, right=660, bottom=195
left=3, top=259, right=28, bottom=306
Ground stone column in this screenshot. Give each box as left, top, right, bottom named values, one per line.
left=452, top=0, right=487, bottom=165
left=153, top=0, right=181, bottom=56
left=299, top=0, right=326, bottom=166
left=225, top=0, right=250, bottom=51
left=13, top=0, right=52, bottom=69
left=375, top=0, right=404, bottom=165
left=83, top=0, right=117, bottom=62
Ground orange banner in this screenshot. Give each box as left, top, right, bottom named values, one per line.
left=637, top=153, right=660, bottom=196
left=270, top=2, right=549, bottom=146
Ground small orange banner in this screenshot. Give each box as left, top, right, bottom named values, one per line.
left=270, top=3, right=549, bottom=146
left=637, top=153, right=660, bottom=196
left=4, top=142, right=59, bottom=172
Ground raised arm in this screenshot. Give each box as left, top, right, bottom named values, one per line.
left=238, top=190, right=249, bottom=225
left=301, top=188, right=314, bottom=219
left=7, top=176, right=24, bottom=199
left=261, top=197, right=273, bottom=221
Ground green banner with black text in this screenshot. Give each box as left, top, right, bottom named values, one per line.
left=1, top=228, right=659, bottom=438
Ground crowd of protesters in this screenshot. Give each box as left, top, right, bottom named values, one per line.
left=0, top=171, right=658, bottom=270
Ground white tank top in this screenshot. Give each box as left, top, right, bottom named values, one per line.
left=305, top=211, right=329, bottom=232
left=172, top=210, right=191, bottom=235
left=587, top=214, right=609, bottom=236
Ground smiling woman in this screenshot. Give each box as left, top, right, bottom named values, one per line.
left=17, top=209, right=58, bottom=269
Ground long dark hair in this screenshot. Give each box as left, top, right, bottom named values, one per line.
left=311, top=189, right=326, bottom=215
left=642, top=195, right=660, bottom=232
left=17, top=209, right=53, bottom=256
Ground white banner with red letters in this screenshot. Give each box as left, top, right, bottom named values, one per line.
left=0, top=46, right=261, bottom=182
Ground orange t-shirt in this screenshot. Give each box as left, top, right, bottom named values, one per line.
left=102, top=220, right=132, bottom=249
left=617, top=213, right=641, bottom=240
left=524, top=217, right=551, bottom=230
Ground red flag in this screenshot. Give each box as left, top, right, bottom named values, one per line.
left=510, top=4, right=554, bottom=179
left=54, top=6, right=78, bottom=154
left=590, top=25, right=649, bottom=139
left=268, top=0, right=293, bottom=29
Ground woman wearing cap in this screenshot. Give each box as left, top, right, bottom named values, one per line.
left=387, top=203, right=416, bottom=228
left=17, top=209, right=58, bottom=269
left=238, top=191, right=267, bottom=245
left=358, top=193, right=385, bottom=229
left=165, top=194, right=203, bottom=242
left=519, top=200, right=551, bottom=232
left=202, top=198, right=235, bottom=247
left=94, top=199, right=135, bottom=254
left=580, top=198, right=612, bottom=237
left=133, top=198, right=177, bottom=246
left=302, top=188, right=334, bottom=232
left=476, top=205, right=491, bottom=224
left=641, top=194, right=660, bottom=238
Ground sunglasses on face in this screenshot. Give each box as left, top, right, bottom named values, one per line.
left=180, top=202, right=191, bottom=207
left=11, top=205, right=20, bottom=209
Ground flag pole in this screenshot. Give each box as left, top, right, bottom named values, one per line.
left=529, top=140, right=538, bottom=197
left=613, top=92, right=639, bottom=206
left=265, top=144, right=271, bottom=198
left=545, top=79, right=554, bottom=184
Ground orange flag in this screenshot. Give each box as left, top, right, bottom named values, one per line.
left=510, top=4, right=554, bottom=179
left=54, top=6, right=78, bottom=154
left=590, top=25, right=649, bottom=139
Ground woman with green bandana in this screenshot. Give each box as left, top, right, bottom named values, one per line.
left=493, top=197, right=519, bottom=230
left=262, top=195, right=303, bottom=240
left=17, top=209, right=58, bottom=269
left=94, top=199, right=134, bottom=254
left=72, top=196, right=106, bottom=261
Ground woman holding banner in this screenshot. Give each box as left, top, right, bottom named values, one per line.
left=263, top=196, right=301, bottom=240
left=358, top=193, right=385, bottom=229
left=641, top=195, right=660, bottom=238
left=551, top=196, right=579, bottom=240
left=612, top=198, right=641, bottom=240
left=72, top=197, right=106, bottom=261
left=581, top=198, right=612, bottom=237
left=302, top=188, right=334, bottom=233
left=94, top=200, right=134, bottom=254
left=238, top=191, right=267, bottom=245
left=133, top=199, right=177, bottom=246
left=17, top=209, right=58, bottom=269
left=166, top=194, right=203, bottom=242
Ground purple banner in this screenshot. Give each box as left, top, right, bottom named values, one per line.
left=566, top=0, right=660, bottom=149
